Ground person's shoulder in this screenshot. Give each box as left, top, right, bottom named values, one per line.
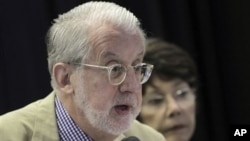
left=124, top=120, right=165, bottom=141
left=0, top=93, right=55, bottom=140
left=0, top=96, right=45, bottom=122
left=0, top=100, right=41, bottom=140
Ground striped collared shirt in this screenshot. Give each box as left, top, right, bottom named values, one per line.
left=55, top=96, right=93, bottom=141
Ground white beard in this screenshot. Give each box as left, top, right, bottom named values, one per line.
left=73, top=74, right=141, bottom=135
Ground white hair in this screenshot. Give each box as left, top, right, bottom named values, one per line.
left=46, top=1, right=146, bottom=90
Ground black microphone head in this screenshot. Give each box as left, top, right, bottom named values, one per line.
left=121, top=136, right=140, bottom=141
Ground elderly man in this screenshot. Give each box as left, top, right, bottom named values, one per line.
left=0, top=1, right=165, bottom=141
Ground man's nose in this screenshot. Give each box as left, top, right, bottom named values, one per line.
left=119, top=68, right=141, bottom=93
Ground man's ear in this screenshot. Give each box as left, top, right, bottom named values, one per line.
left=53, top=63, right=74, bottom=94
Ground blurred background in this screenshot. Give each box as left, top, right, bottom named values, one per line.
left=0, top=0, right=250, bottom=141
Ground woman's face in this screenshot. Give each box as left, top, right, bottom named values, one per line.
left=140, top=77, right=196, bottom=141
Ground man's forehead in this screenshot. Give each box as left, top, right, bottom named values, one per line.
left=90, top=39, right=144, bottom=63
left=89, top=24, right=143, bottom=47
left=95, top=49, right=144, bottom=62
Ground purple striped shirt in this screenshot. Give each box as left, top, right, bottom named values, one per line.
left=55, top=96, right=93, bottom=141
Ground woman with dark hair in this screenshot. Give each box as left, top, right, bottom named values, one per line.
left=139, top=38, right=199, bottom=141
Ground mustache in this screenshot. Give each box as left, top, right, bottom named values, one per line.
left=113, top=94, right=138, bottom=107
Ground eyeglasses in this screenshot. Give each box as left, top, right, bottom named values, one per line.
left=73, top=63, right=154, bottom=85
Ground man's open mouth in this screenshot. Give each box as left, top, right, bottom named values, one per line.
left=114, top=105, right=130, bottom=115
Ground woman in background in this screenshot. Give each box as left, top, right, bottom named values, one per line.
left=139, top=38, right=199, bottom=141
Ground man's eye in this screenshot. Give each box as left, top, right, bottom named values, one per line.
left=134, top=66, right=142, bottom=72
left=110, top=65, right=124, bottom=79
left=112, top=66, right=123, bottom=72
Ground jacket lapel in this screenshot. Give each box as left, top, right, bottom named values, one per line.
left=31, top=92, right=60, bottom=141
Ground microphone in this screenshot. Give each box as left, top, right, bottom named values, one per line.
left=121, top=136, right=140, bottom=141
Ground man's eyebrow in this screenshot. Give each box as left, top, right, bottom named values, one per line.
left=96, top=51, right=116, bottom=63
left=102, top=51, right=117, bottom=58
left=97, top=50, right=144, bottom=63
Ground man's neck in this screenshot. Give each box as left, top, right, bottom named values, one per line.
left=59, top=94, right=118, bottom=141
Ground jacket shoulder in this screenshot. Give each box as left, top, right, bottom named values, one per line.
left=0, top=100, right=41, bottom=140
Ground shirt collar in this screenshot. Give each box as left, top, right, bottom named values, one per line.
left=55, top=96, right=93, bottom=141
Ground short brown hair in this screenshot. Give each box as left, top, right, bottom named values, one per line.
left=143, top=38, right=199, bottom=92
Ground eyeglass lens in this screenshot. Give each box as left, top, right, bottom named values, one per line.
left=109, top=64, right=152, bottom=85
